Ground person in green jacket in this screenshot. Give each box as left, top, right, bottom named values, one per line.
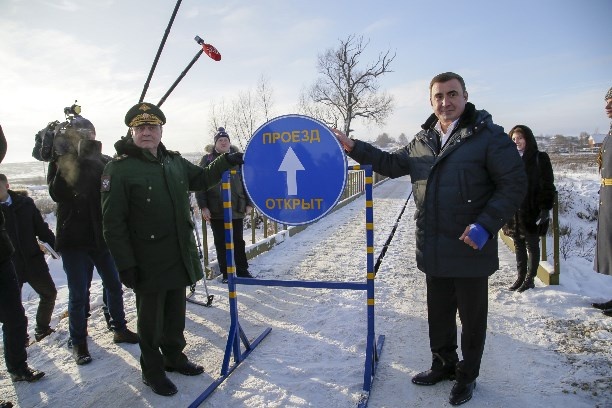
left=101, top=102, right=243, bottom=397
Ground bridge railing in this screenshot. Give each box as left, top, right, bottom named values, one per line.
left=198, top=170, right=387, bottom=278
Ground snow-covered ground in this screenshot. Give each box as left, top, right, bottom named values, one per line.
left=1, top=173, right=611, bottom=407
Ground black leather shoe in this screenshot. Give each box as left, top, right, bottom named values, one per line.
left=449, top=381, right=476, bottom=405
left=411, top=368, right=455, bottom=385
left=10, top=366, right=45, bottom=382
left=0, top=399, right=14, bottom=408
left=165, top=361, right=204, bottom=376
left=592, top=300, right=612, bottom=310
left=603, top=308, right=612, bottom=317
left=237, top=271, right=254, bottom=278
left=113, top=328, right=139, bottom=344
left=73, top=342, right=92, bottom=365
left=142, top=375, right=178, bottom=396
left=34, top=327, right=55, bottom=342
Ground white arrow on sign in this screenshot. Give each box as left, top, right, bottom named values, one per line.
left=278, top=147, right=305, bottom=196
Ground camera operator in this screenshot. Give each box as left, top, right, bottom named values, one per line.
left=47, top=115, right=139, bottom=366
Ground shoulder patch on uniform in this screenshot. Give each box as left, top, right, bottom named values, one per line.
left=101, top=175, right=111, bottom=192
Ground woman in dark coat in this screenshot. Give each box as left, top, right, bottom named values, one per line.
left=502, top=125, right=555, bottom=292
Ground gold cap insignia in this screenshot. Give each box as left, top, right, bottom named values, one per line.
left=128, top=113, right=164, bottom=127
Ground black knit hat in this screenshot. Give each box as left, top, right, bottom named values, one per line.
left=214, top=127, right=230, bottom=143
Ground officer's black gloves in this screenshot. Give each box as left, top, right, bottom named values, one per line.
left=119, top=267, right=138, bottom=289
left=535, top=209, right=550, bottom=226
left=225, top=152, right=244, bottom=166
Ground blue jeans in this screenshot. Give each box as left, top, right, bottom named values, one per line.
left=61, top=248, right=127, bottom=345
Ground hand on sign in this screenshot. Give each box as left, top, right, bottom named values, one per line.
left=331, top=129, right=355, bottom=152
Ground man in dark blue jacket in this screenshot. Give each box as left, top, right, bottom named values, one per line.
left=0, top=125, right=45, bottom=408
left=334, top=72, right=526, bottom=406
left=0, top=174, right=57, bottom=342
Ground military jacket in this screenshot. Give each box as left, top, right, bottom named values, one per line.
left=101, top=141, right=231, bottom=292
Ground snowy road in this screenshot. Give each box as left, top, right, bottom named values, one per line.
left=1, top=177, right=610, bottom=407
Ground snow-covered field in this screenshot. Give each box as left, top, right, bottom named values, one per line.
left=0, top=163, right=611, bottom=407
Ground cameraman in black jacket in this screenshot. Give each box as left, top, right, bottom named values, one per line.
left=47, top=116, right=138, bottom=366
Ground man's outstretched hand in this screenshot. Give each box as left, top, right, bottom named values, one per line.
left=331, top=129, right=355, bottom=152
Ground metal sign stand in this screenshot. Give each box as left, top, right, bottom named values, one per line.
left=189, top=166, right=384, bottom=408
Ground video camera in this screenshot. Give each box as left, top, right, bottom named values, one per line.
left=32, top=101, right=95, bottom=162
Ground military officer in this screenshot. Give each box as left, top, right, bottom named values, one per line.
left=101, top=102, right=244, bottom=396
left=592, top=87, right=612, bottom=317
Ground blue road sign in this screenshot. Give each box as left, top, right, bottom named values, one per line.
left=243, top=115, right=347, bottom=225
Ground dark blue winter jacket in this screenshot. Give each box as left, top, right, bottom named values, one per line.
left=349, top=103, right=527, bottom=277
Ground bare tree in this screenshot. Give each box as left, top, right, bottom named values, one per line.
left=374, top=132, right=395, bottom=148
left=209, top=98, right=232, bottom=136
left=302, top=34, right=395, bottom=136
left=257, top=75, right=274, bottom=123
left=232, top=89, right=259, bottom=150
left=208, top=75, right=275, bottom=150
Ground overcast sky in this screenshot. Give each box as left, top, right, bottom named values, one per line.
left=0, top=0, right=610, bottom=163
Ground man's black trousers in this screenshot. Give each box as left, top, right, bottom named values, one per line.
left=426, top=275, right=488, bottom=383
left=0, top=259, right=28, bottom=373
left=210, top=218, right=249, bottom=278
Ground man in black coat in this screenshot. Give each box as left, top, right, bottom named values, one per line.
left=0, top=174, right=58, bottom=341
left=334, top=72, right=526, bottom=406
left=195, top=127, right=254, bottom=283
left=0, top=125, right=45, bottom=408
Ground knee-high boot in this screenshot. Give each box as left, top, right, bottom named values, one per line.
left=517, top=234, right=540, bottom=292
left=509, top=271, right=525, bottom=291
left=509, top=243, right=527, bottom=291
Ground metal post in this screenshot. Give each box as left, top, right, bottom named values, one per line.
left=552, top=191, right=560, bottom=275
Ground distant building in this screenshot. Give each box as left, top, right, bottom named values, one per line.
left=535, top=135, right=551, bottom=151
left=548, top=134, right=580, bottom=153
left=589, top=133, right=607, bottom=148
